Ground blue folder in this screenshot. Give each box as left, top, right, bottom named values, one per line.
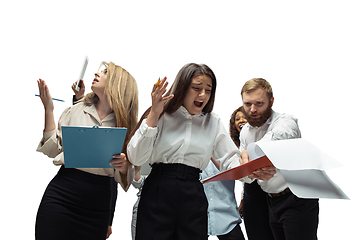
left=61, top=125, right=127, bottom=168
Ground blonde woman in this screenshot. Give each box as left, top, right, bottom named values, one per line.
left=35, top=62, right=138, bottom=240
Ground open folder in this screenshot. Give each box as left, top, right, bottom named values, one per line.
left=62, top=125, right=127, bottom=168
left=201, top=155, right=273, bottom=184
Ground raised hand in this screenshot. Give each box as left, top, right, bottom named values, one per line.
left=37, top=78, right=54, bottom=112
left=146, top=77, right=174, bottom=127
left=71, top=80, right=85, bottom=100
left=150, top=77, right=174, bottom=115
left=37, top=78, right=56, bottom=132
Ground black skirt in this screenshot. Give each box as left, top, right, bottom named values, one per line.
left=35, top=166, right=112, bottom=240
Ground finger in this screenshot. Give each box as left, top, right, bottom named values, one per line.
left=113, top=153, right=126, bottom=159
left=239, top=156, right=246, bottom=164
left=156, top=77, right=168, bottom=90
left=162, top=94, right=174, bottom=102
left=109, top=159, right=123, bottom=167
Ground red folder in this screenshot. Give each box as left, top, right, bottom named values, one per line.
left=201, top=156, right=273, bottom=184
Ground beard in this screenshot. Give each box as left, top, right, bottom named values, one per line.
left=244, top=104, right=273, bottom=128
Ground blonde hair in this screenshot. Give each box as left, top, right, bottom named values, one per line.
left=84, top=61, right=139, bottom=153
left=241, top=78, right=273, bottom=100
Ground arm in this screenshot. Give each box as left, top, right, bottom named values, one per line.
left=126, top=77, right=173, bottom=166
left=212, top=119, right=242, bottom=171
left=126, top=120, right=158, bottom=166
left=210, top=156, right=220, bottom=170
left=36, top=79, right=72, bottom=163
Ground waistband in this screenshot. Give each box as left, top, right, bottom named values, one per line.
left=268, top=187, right=291, bottom=198
left=150, top=163, right=201, bottom=181
left=57, top=166, right=111, bottom=185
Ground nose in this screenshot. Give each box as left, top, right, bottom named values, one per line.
left=94, top=73, right=100, bottom=78
left=250, top=104, right=257, bottom=113
left=198, top=89, right=205, bottom=97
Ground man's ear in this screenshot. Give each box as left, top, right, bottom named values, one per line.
left=270, top=97, right=274, bottom=107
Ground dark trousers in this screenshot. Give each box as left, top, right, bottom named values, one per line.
left=135, top=163, right=208, bottom=240
left=242, top=181, right=275, bottom=240
left=267, top=190, right=319, bottom=240
left=215, top=224, right=245, bottom=240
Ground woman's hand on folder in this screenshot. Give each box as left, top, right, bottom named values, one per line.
left=110, top=153, right=128, bottom=174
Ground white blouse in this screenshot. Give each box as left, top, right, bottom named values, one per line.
left=36, top=102, right=134, bottom=191
left=127, top=106, right=241, bottom=172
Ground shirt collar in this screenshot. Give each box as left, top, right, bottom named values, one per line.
left=178, top=105, right=206, bottom=118
left=83, top=104, right=115, bottom=123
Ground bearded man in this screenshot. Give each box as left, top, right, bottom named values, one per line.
left=239, top=78, right=319, bottom=240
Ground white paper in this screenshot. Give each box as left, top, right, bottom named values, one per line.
left=247, top=139, right=349, bottom=199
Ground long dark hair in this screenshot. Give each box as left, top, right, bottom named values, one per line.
left=162, top=63, right=217, bottom=115
left=229, top=106, right=244, bottom=148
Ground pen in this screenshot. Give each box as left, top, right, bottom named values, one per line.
left=35, top=94, right=65, bottom=102
left=156, top=78, right=160, bottom=87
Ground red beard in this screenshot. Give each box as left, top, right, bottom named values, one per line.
left=244, top=105, right=273, bottom=127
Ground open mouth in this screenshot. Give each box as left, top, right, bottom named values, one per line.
left=194, top=101, right=204, bottom=108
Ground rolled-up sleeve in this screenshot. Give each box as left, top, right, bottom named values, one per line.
left=36, top=107, right=71, bottom=165
left=127, top=119, right=158, bottom=166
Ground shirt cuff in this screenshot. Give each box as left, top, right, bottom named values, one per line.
left=42, top=129, right=57, bottom=144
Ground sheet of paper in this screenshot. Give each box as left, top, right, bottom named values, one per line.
left=248, top=139, right=349, bottom=199
left=249, top=138, right=343, bottom=170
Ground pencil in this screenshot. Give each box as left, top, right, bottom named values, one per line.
left=156, top=78, right=160, bottom=87
left=35, top=94, right=65, bottom=102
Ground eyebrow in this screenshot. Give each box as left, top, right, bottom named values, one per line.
left=192, top=82, right=212, bottom=88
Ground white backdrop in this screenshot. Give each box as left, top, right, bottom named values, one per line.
left=1, top=1, right=359, bottom=239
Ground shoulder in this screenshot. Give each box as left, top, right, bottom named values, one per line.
left=269, top=111, right=301, bottom=139
left=271, top=111, right=299, bottom=128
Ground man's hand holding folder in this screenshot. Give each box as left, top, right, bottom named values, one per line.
left=240, top=149, right=276, bottom=181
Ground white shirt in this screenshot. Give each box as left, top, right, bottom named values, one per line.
left=240, top=110, right=301, bottom=193
left=36, top=102, right=134, bottom=191
left=127, top=106, right=241, bottom=172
